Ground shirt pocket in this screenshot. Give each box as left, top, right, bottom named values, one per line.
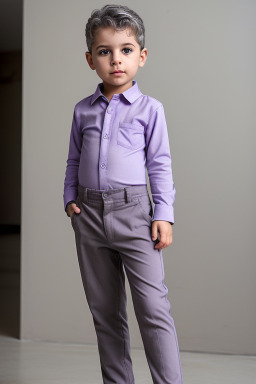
left=117, top=122, right=145, bottom=150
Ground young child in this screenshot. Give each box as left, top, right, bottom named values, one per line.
left=63, top=4, right=183, bottom=384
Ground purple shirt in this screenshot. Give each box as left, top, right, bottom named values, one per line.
left=63, top=80, right=176, bottom=224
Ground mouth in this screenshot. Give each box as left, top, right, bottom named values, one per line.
left=111, top=70, right=124, bottom=74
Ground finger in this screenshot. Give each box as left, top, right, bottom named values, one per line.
left=71, top=203, right=80, bottom=214
left=154, top=239, right=164, bottom=250
left=155, top=233, right=167, bottom=249
left=160, top=232, right=167, bottom=245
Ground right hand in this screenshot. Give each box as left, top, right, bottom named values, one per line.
left=67, top=203, right=81, bottom=218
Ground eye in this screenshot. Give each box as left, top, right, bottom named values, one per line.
left=122, top=48, right=132, bottom=54
left=98, top=49, right=110, bottom=55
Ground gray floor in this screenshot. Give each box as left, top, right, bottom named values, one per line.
left=0, top=335, right=256, bottom=384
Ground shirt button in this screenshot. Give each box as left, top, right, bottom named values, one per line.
left=107, top=107, right=112, bottom=113
left=103, top=133, right=108, bottom=139
left=100, top=163, right=106, bottom=168
left=103, top=193, right=108, bottom=198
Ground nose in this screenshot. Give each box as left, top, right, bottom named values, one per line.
left=111, top=50, right=121, bottom=65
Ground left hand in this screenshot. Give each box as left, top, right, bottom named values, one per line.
left=151, top=221, right=173, bottom=250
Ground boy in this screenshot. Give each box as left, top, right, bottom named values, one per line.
left=63, top=4, right=183, bottom=384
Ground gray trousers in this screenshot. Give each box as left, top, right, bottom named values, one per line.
left=71, top=183, right=183, bottom=384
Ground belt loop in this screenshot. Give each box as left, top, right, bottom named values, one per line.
left=125, top=186, right=131, bottom=203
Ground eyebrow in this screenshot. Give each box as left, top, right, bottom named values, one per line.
left=95, top=43, right=135, bottom=50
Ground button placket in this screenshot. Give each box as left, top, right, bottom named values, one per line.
left=99, top=97, right=121, bottom=190
left=99, top=100, right=118, bottom=190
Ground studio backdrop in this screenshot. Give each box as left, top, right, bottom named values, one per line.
left=21, top=0, right=256, bottom=355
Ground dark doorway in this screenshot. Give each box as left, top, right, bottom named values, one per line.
left=0, top=0, right=23, bottom=339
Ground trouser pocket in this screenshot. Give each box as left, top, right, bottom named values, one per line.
left=70, top=196, right=81, bottom=228
left=132, top=195, right=153, bottom=225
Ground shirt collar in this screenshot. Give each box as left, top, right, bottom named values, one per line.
left=90, top=80, right=142, bottom=105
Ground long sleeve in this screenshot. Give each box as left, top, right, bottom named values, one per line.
left=63, top=106, right=82, bottom=210
left=145, top=103, right=176, bottom=224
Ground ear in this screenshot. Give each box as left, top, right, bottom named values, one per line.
left=85, top=51, right=96, bottom=70
left=139, top=48, right=148, bottom=67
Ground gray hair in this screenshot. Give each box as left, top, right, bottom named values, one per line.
left=85, top=4, right=145, bottom=54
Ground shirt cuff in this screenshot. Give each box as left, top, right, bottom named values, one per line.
left=64, top=189, right=78, bottom=211
left=152, top=204, right=174, bottom=225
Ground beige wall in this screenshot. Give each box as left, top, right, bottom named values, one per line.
left=21, top=0, right=256, bottom=354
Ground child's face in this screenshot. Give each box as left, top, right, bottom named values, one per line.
left=85, top=26, right=147, bottom=93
